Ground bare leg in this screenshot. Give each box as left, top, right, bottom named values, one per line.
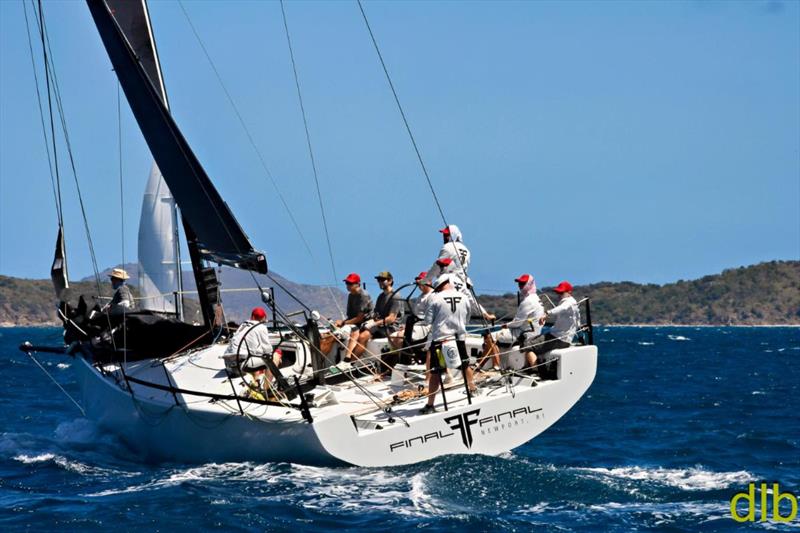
left=353, top=330, right=371, bottom=358
left=388, top=330, right=404, bottom=350
left=426, top=369, right=440, bottom=407
left=344, top=329, right=359, bottom=360
left=465, top=366, right=475, bottom=391
left=525, top=351, right=537, bottom=373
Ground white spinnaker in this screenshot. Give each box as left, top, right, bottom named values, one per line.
left=137, top=162, right=178, bottom=313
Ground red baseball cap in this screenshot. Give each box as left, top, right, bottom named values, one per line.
left=553, top=281, right=573, bottom=293
left=414, top=271, right=428, bottom=281
left=436, top=257, right=453, bottom=267
left=251, top=307, right=267, bottom=320
left=515, top=274, right=532, bottom=284
left=343, top=273, right=361, bottom=284
left=438, top=226, right=451, bottom=236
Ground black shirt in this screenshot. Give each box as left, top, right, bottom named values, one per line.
left=373, top=290, right=404, bottom=332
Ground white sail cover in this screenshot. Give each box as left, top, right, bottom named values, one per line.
left=138, top=162, right=178, bottom=312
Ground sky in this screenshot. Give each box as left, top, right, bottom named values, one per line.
left=1, top=0, right=798, bottom=296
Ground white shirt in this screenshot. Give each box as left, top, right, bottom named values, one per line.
left=548, top=295, right=580, bottom=342
left=414, top=291, right=434, bottom=324
left=426, top=241, right=471, bottom=285
left=225, top=320, right=273, bottom=356
left=512, top=294, right=546, bottom=338
left=424, top=288, right=480, bottom=348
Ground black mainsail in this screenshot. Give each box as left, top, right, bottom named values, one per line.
left=86, top=0, right=267, bottom=275
left=104, top=0, right=168, bottom=105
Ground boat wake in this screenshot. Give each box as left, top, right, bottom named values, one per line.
left=573, top=465, right=753, bottom=491
left=12, top=452, right=133, bottom=478
left=81, top=461, right=443, bottom=518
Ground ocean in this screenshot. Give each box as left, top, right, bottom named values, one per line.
left=1, top=326, right=798, bottom=532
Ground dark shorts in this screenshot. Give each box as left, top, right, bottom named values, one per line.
left=368, top=321, right=402, bottom=339
left=530, top=333, right=571, bottom=355
left=430, top=340, right=468, bottom=371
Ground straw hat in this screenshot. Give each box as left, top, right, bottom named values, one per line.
left=109, top=268, right=130, bottom=280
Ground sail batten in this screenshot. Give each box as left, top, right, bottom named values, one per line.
left=87, top=0, right=267, bottom=274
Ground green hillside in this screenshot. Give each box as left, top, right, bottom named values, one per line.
left=0, top=277, right=115, bottom=326
left=1, top=261, right=798, bottom=326
left=476, top=260, right=800, bottom=325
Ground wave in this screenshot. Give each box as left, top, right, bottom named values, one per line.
left=637, top=341, right=655, bottom=346
left=83, top=461, right=438, bottom=518
left=574, top=465, right=753, bottom=491
left=517, top=499, right=729, bottom=520
left=667, top=335, right=691, bottom=341
left=12, top=452, right=132, bottom=478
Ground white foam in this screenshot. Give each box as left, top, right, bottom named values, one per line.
left=409, top=472, right=439, bottom=515
left=667, top=335, right=691, bottom=341
left=57, top=363, right=70, bottom=369
left=515, top=500, right=731, bottom=526
left=575, top=466, right=753, bottom=491
left=13, top=452, right=126, bottom=477
left=14, top=452, right=56, bottom=464
left=584, top=500, right=730, bottom=523
left=751, top=391, right=766, bottom=395
left=84, top=461, right=435, bottom=517
left=637, top=341, right=654, bottom=346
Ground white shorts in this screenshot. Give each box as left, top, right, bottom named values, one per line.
left=333, top=324, right=357, bottom=341
left=491, top=329, right=514, bottom=345
left=411, top=323, right=431, bottom=342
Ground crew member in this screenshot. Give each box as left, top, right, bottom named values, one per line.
left=389, top=271, right=433, bottom=351
left=223, top=307, right=277, bottom=376
left=495, top=273, right=546, bottom=372
left=102, top=268, right=135, bottom=315
left=426, top=224, right=471, bottom=292
left=356, top=271, right=403, bottom=358
left=420, top=273, right=495, bottom=414
left=333, top=273, right=372, bottom=362
left=529, top=281, right=580, bottom=378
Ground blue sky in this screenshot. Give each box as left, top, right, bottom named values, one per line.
left=1, top=0, right=798, bottom=295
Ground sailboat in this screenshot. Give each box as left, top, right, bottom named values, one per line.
left=20, top=0, right=598, bottom=467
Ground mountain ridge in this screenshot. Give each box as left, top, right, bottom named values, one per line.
left=1, top=260, right=797, bottom=326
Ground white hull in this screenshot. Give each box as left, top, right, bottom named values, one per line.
left=74, top=341, right=597, bottom=467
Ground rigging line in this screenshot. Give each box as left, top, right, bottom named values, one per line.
left=265, top=272, right=311, bottom=313
left=118, top=82, right=127, bottom=364
left=175, top=0, right=316, bottom=262
left=22, top=0, right=59, bottom=224
left=23, top=350, right=86, bottom=416
left=279, top=0, right=344, bottom=319
left=174, top=1, right=340, bottom=317
left=35, top=0, right=63, bottom=229
left=35, top=1, right=103, bottom=295
left=355, top=0, right=446, bottom=225
left=356, top=1, right=486, bottom=326
left=267, top=303, right=399, bottom=419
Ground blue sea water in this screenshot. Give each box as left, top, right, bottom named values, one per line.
left=0, top=326, right=798, bottom=532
